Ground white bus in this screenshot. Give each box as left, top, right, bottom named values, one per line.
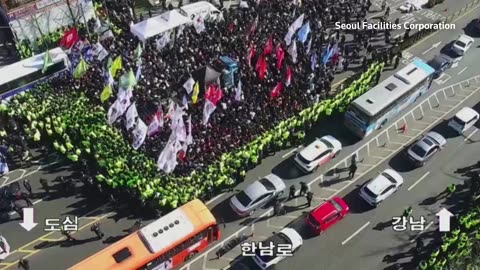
left=344, top=59, right=435, bottom=138
left=0, top=47, right=71, bottom=100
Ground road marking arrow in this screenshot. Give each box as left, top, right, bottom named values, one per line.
left=436, top=208, right=454, bottom=232
left=422, top=42, right=442, bottom=55
left=19, top=208, right=38, bottom=232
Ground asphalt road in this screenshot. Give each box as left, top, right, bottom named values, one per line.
left=1, top=0, right=479, bottom=269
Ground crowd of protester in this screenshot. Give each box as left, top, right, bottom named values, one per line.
left=69, top=0, right=398, bottom=176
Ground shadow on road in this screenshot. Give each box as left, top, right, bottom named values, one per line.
left=429, top=119, right=458, bottom=140
left=388, top=149, right=415, bottom=173
left=271, top=158, right=304, bottom=180
left=341, top=185, right=371, bottom=214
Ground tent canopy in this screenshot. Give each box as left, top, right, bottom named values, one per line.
left=130, top=10, right=192, bottom=42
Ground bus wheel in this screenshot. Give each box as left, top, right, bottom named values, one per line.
left=185, top=251, right=198, bottom=262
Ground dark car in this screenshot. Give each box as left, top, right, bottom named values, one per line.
left=427, top=55, right=452, bottom=77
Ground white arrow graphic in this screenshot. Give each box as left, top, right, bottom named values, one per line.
left=19, top=208, right=38, bottom=232
left=436, top=208, right=454, bottom=232
left=422, top=42, right=442, bottom=55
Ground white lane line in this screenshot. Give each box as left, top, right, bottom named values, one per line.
left=184, top=78, right=480, bottom=270
left=458, top=67, right=468, bottom=75
left=1, top=162, right=54, bottom=187
left=323, top=188, right=340, bottom=192
left=341, top=222, right=370, bottom=245
left=282, top=147, right=301, bottom=159
left=206, top=193, right=225, bottom=206
left=409, top=221, right=434, bottom=243
left=9, top=199, right=43, bottom=216
left=464, top=129, right=478, bottom=142
left=408, top=172, right=431, bottom=191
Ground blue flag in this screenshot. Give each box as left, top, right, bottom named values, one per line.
left=321, top=44, right=331, bottom=64
left=297, top=21, right=310, bottom=44
left=322, top=43, right=337, bottom=64
left=311, top=53, right=317, bottom=71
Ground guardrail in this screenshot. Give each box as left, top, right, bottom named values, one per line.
left=181, top=75, right=480, bottom=270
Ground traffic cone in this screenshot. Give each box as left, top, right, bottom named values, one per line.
left=399, top=123, right=408, bottom=134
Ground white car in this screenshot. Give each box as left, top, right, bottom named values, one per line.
left=230, top=174, right=286, bottom=216
left=294, top=135, right=342, bottom=173
left=253, top=228, right=303, bottom=269
left=359, top=169, right=403, bottom=207
left=448, top=107, right=479, bottom=134
left=407, top=131, right=446, bottom=167
left=451, top=34, right=474, bottom=56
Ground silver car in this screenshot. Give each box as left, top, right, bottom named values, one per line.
left=407, top=131, right=446, bottom=167
left=230, top=174, right=286, bottom=216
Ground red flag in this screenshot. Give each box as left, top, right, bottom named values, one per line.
left=285, top=66, right=293, bottom=86
left=263, top=36, right=274, bottom=55
left=247, top=15, right=259, bottom=38
left=276, top=45, right=285, bottom=70
left=247, top=44, right=256, bottom=67
left=256, top=55, right=267, bottom=80
left=270, top=82, right=283, bottom=99
left=205, top=84, right=224, bottom=106
left=59, top=28, right=79, bottom=49
left=228, top=21, right=235, bottom=32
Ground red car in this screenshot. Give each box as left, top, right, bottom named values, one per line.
left=306, top=197, right=349, bottom=234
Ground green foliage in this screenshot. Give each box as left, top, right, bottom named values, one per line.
left=3, top=63, right=383, bottom=210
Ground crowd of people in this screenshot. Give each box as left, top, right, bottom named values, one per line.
left=73, top=0, right=399, bottom=176
left=0, top=0, right=397, bottom=208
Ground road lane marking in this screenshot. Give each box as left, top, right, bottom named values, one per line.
left=341, top=222, right=370, bottom=245
left=1, top=176, right=9, bottom=186
left=206, top=193, right=226, bottom=205
left=322, top=188, right=339, bottom=192
left=9, top=199, right=43, bottom=216
left=464, top=128, right=478, bottom=142
left=1, top=160, right=60, bottom=187
left=409, top=221, right=434, bottom=243
left=408, top=172, right=431, bottom=191
left=183, top=78, right=480, bottom=270
left=458, top=67, right=468, bottom=75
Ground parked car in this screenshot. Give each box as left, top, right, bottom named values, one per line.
left=230, top=174, right=286, bottom=216
left=305, top=196, right=349, bottom=235
left=474, top=18, right=480, bottom=32
left=359, top=169, right=403, bottom=207
left=427, top=55, right=452, bottom=78
left=253, top=228, right=303, bottom=269
left=407, top=131, right=446, bottom=167
left=448, top=107, right=479, bottom=134
left=294, top=135, right=342, bottom=173
left=399, top=0, right=425, bottom=13
left=451, top=34, right=474, bottom=56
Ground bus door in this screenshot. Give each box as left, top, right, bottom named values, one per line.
left=207, top=225, right=221, bottom=243
left=152, top=258, right=173, bottom=270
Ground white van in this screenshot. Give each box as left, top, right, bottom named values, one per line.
left=179, top=1, right=223, bottom=22
left=448, top=107, right=479, bottom=134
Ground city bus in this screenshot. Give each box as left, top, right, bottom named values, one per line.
left=0, top=47, right=71, bottom=100
left=69, top=199, right=221, bottom=270
left=344, top=59, right=435, bottom=138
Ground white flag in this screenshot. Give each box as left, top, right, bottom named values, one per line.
left=306, top=37, right=312, bottom=55
left=182, top=95, right=189, bottom=110
left=288, top=41, right=298, bottom=63
left=183, top=77, right=195, bottom=94
left=177, top=25, right=185, bottom=38
left=202, top=100, right=217, bottom=125
left=147, top=116, right=161, bottom=137
left=93, top=42, right=109, bottom=61
left=117, top=88, right=133, bottom=116
left=156, top=32, right=171, bottom=51
left=166, top=100, right=176, bottom=120
left=135, top=64, right=142, bottom=81
left=235, top=79, right=243, bottom=101
left=290, top=14, right=305, bottom=32
left=186, top=115, right=193, bottom=145
left=132, top=118, right=147, bottom=150
left=284, top=28, right=295, bottom=46
left=175, top=116, right=187, bottom=142
left=157, top=138, right=178, bottom=173
left=107, top=100, right=123, bottom=125
left=194, top=16, right=206, bottom=34
left=125, top=103, right=138, bottom=130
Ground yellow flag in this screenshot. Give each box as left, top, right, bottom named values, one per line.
left=109, top=56, right=123, bottom=78
left=192, top=81, right=200, bottom=104
left=100, top=84, right=112, bottom=103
